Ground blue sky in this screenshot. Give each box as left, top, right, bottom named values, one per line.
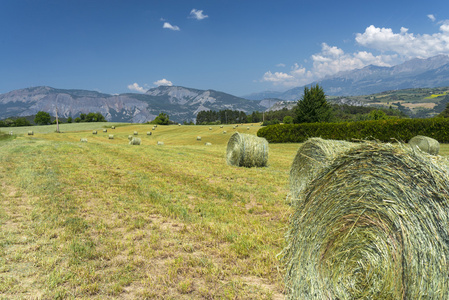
left=1, top=0, right=449, bottom=96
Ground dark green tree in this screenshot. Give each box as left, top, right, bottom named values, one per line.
left=152, top=112, right=170, bottom=125
left=294, top=84, right=332, bottom=123
left=438, top=102, right=449, bottom=118
left=34, top=111, right=51, bottom=125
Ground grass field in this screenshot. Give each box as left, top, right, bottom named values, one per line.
left=0, top=123, right=299, bottom=299
left=2, top=124, right=449, bottom=299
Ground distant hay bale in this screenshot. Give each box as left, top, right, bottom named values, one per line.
left=247, top=127, right=250, bottom=130
left=226, top=132, right=268, bottom=167
left=28, top=131, right=33, bottom=135
left=128, top=135, right=133, bottom=141
left=152, top=126, right=156, bottom=130
left=197, top=136, right=202, bottom=141
left=283, top=142, right=449, bottom=299
left=289, top=138, right=356, bottom=204
left=108, top=134, right=114, bottom=139
left=220, top=125, right=223, bottom=128
left=205, top=142, right=212, bottom=146
left=80, top=138, right=87, bottom=143
left=147, top=132, right=152, bottom=135
left=111, top=126, right=115, bottom=129
left=92, top=130, right=97, bottom=134
left=157, top=141, right=164, bottom=145
left=134, top=131, right=138, bottom=135
left=129, top=137, right=141, bottom=145
left=209, top=127, right=212, bottom=130
left=409, top=135, right=439, bottom=155
left=223, top=131, right=227, bottom=134
left=236, top=125, right=239, bottom=127
left=178, top=123, right=181, bottom=126
left=103, top=129, right=107, bottom=132
left=233, top=126, right=236, bottom=129
left=9, top=131, right=13, bottom=135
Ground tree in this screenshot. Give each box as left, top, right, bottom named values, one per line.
left=294, top=84, right=332, bottom=123
left=34, top=111, right=51, bottom=125
left=152, top=112, right=170, bottom=125
left=283, top=116, right=294, bottom=124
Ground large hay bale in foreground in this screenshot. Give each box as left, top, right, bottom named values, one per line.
left=283, top=142, right=449, bottom=299
left=226, top=132, right=268, bottom=167
left=409, top=135, right=439, bottom=155
left=289, top=138, right=355, bottom=204
left=129, top=137, right=141, bottom=145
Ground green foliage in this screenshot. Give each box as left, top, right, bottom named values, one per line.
left=283, top=116, right=294, bottom=124
left=196, top=110, right=247, bottom=125
left=67, top=117, right=72, bottom=123
left=73, top=112, right=106, bottom=123
left=34, top=111, right=51, bottom=125
left=0, top=117, right=31, bottom=127
left=437, top=101, right=449, bottom=118
left=257, top=118, right=449, bottom=143
left=369, top=109, right=387, bottom=120
left=295, top=84, right=332, bottom=123
left=150, top=112, right=170, bottom=125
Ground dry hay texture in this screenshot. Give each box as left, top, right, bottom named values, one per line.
left=284, top=141, right=449, bottom=299
left=226, top=132, right=268, bottom=167
left=289, top=138, right=356, bottom=205
left=409, top=135, right=439, bottom=155
left=129, top=137, right=141, bottom=145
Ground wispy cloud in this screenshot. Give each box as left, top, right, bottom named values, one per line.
left=276, top=63, right=286, bottom=67
left=127, top=83, right=147, bottom=93
left=154, top=79, right=173, bottom=86
left=190, top=9, right=208, bottom=20
left=261, top=16, right=449, bottom=88
left=163, top=22, right=180, bottom=31
left=428, top=14, right=436, bottom=22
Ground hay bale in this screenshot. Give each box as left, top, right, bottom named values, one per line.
left=134, top=131, right=138, bottom=135
left=178, top=123, right=181, bottom=126
left=152, top=126, right=156, bottom=130
left=409, top=135, right=439, bottom=155
left=147, top=132, right=152, bottom=135
left=111, top=126, right=115, bottom=129
left=209, top=127, right=212, bottom=130
left=205, top=142, right=212, bottom=146
left=103, top=129, right=107, bottom=133
left=108, top=134, right=114, bottom=139
left=233, top=126, right=236, bottom=129
left=247, top=127, right=250, bottom=130
left=92, top=130, right=97, bottom=134
left=197, top=136, right=202, bottom=141
left=128, top=135, right=133, bottom=140
left=220, top=125, right=224, bottom=128
left=129, top=137, right=141, bottom=145
left=28, top=131, right=33, bottom=135
left=80, top=138, right=88, bottom=143
left=154, top=125, right=157, bottom=128
left=157, top=141, right=164, bottom=145
left=283, top=142, right=449, bottom=299
left=226, top=132, right=268, bottom=167
left=9, top=131, right=13, bottom=135
left=223, top=131, right=227, bottom=134
left=289, top=138, right=355, bottom=204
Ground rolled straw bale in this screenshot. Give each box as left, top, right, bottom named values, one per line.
left=154, top=125, right=157, bottom=128
left=92, top=130, right=97, bottom=134
left=205, top=142, right=212, bottom=146
left=129, top=137, right=141, bottom=145
left=152, top=126, right=156, bottom=130
left=247, top=127, right=250, bottom=130
left=157, top=141, right=164, bottom=145
left=283, top=142, right=449, bottom=299
left=108, top=134, right=114, bottom=139
left=178, top=123, right=181, bottom=126
left=103, top=129, right=107, bottom=133
left=80, top=138, right=87, bottom=143
left=28, top=131, right=33, bottom=135
left=147, top=132, right=152, bottom=135
left=209, top=127, right=212, bottom=130
left=409, top=135, right=439, bottom=155
left=134, top=131, right=138, bottom=135
left=223, top=131, right=227, bottom=134
left=220, top=125, right=224, bottom=128
left=233, top=126, right=236, bottom=129
left=289, top=138, right=355, bottom=204
left=128, top=135, right=133, bottom=141
left=226, top=132, right=268, bottom=167
left=111, top=126, right=115, bottom=129
left=197, top=136, right=202, bottom=141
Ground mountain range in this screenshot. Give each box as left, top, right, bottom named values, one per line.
left=245, top=54, right=449, bottom=100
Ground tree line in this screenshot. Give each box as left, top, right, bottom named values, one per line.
left=0, top=111, right=107, bottom=127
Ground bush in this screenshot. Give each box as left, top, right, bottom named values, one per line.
left=257, top=118, right=449, bottom=143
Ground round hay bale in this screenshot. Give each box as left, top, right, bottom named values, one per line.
left=233, top=126, right=236, bottom=129
left=289, top=138, right=356, bottom=204
left=223, top=131, right=227, bottom=134
left=111, top=126, right=115, bottom=129
left=154, top=125, right=157, bottom=128
left=283, top=142, right=449, bottom=299
left=147, top=132, right=152, bottom=136
left=103, top=129, right=107, bottom=133
left=209, top=127, right=212, bottom=130
left=80, top=138, right=88, bottom=143
left=226, top=132, right=268, bottom=167
left=152, top=126, right=156, bottom=130
left=157, top=141, right=164, bottom=145
left=92, top=130, right=97, bottom=134
left=197, top=136, right=202, bottom=141
left=220, top=125, right=223, bottom=128
left=9, top=131, right=13, bottom=135
left=108, top=134, right=114, bottom=139
left=133, top=131, right=138, bottom=135
left=128, top=135, right=133, bottom=141
left=409, top=135, right=439, bottom=155
left=178, top=123, right=181, bottom=126
left=28, top=131, right=33, bottom=135
left=129, top=137, right=141, bottom=145
left=247, top=127, right=250, bottom=130
left=205, top=142, right=212, bottom=146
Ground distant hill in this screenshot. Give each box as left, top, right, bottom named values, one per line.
left=0, top=86, right=269, bottom=123
left=247, top=55, right=449, bottom=100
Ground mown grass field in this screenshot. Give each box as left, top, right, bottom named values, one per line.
left=0, top=123, right=299, bottom=299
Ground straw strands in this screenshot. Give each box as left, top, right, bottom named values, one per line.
left=409, top=135, right=439, bottom=155
left=289, top=138, right=355, bottom=204
left=226, top=132, right=268, bottom=167
left=129, top=137, right=141, bottom=145
left=283, top=142, right=449, bottom=299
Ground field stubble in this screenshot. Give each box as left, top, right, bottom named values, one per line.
left=0, top=124, right=299, bottom=299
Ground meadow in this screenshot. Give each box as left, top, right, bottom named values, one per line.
left=0, top=123, right=299, bottom=299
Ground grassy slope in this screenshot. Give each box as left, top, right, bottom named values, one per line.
left=0, top=124, right=298, bottom=299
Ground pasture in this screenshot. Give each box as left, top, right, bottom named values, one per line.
left=0, top=123, right=298, bottom=299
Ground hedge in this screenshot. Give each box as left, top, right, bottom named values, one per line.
left=256, top=118, right=449, bottom=143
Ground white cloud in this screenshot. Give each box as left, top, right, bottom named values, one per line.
left=276, top=63, right=286, bottom=67
left=127, top=83, right=147, bottom=93
left=154, top=79, right=173, bottom=86
left=190, top=9, right=208, bottom=20
left=428, top=14, right=436, bottom=22
left=163, top=22, right=180, bottom=31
